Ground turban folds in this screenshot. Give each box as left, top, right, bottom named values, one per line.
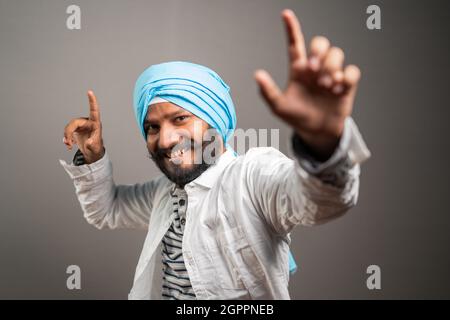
left=133, top=61, right=237, bottom=148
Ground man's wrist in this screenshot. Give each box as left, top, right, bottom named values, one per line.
left=293, top=130, right=341, bottom=162
left=84, top=147, right=106, bottom=164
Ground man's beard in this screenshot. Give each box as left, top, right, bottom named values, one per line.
left=148, top=137, right=219, bottom=188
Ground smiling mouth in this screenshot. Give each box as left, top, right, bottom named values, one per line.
left=165, top=148, right=188, bottom=163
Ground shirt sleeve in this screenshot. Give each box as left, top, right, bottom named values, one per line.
left=245, top=117, right=371, bottom=235
left=59, top=150, right=160, bottom=230
left=290, top=117, right=370, bottom=188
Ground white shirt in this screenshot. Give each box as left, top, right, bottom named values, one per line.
left=59, top=117, right=370, bottom=299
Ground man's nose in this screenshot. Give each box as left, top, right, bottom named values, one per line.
left=158, top=126, right=183, bottom=150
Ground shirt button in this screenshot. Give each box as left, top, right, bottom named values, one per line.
left=180, top=218, right=186, bottom=225
left=179, top=199, right=186, bottom=206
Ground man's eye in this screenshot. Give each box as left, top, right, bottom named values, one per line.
left=175, top=116, right=189, bottom=122
left=145, top=124, right=159, bottom=134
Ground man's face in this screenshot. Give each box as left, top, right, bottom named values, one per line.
left=144, top=102, right=223, bottom=187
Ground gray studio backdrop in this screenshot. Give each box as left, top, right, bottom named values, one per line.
left=1, top=0, right=449, bottom=299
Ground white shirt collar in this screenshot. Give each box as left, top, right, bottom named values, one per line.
left=168, top=149, right=237, bottom=190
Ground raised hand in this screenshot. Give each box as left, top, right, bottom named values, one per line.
left=255, top=9, right=361, bottom=160
left=63, top=90, right=105, bottom=164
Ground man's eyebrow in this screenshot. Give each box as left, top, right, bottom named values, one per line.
left=144, top=110, right=191, bottom=125
left=170, top=110, right=191, bottom=117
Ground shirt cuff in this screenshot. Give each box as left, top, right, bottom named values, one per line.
left=58, top=150, right=110, bottom=180
left=289, top=117, right=371, bottom=176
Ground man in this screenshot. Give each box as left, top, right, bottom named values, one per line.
left=60, top=10, right=370, bottom=299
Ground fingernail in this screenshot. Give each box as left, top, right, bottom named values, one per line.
left=309, top=57, right=320, bottom=71
left=319, top=75, right=333, bottom=88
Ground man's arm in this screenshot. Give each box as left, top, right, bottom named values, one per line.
left=61, top=91, right=159, bottom=230
left=59, top=150, right=158, bottom=230
left=249, top=10, right=370, bottom=234
left=246, top=117, right=370, bottom=235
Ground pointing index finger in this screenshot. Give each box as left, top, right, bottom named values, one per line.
left=87, top=90, right=100, bottom=122
left=282, top=9, right=307, bottom=65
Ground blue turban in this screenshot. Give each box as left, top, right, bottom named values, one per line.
left=133, top=61, right=237, bottom=148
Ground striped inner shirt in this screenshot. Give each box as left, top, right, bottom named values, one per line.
left=161, top=186, right=196, bottom=300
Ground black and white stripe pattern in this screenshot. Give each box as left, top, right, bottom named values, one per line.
left=161, top=187, right=196, bottom=300
left=73, top=149, right=87, bottom=166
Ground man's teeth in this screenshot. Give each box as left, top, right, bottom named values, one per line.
left=168, top=149, right=185, bottom=158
